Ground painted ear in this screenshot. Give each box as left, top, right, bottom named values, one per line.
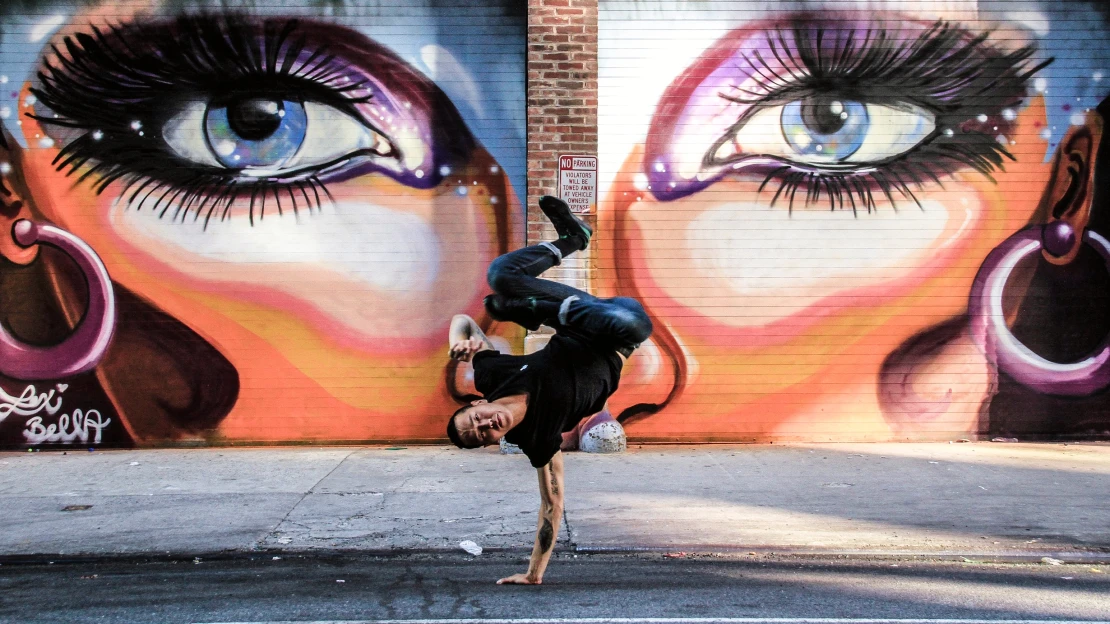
left=0, top=128, right=38, bottom=266
left=1037, top=110, right=1102, bottom=265
left=471, top=399, right=488, bottom=405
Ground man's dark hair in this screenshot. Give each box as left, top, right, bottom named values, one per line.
left=446, top=404, right=474, bottom=449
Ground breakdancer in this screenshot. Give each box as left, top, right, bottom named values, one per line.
left=446, top=196, right=652, bottom=585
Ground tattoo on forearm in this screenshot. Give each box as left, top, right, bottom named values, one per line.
left=538, top=518, right=554, bottom=553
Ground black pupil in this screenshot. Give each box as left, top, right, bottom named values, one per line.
left=799, top=96, right=847, bottom=135
left=226, top=98, right=285, bottom=141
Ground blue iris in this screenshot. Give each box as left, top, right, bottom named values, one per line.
left=204, top=97, right=308, bottom=169
left=781, top=97, right=868, bottom=161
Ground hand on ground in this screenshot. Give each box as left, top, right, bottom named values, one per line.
left=496, top=572, right=541, bottom=585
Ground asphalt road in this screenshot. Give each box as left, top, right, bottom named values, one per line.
left=2, top=553, right=1109, bottom=624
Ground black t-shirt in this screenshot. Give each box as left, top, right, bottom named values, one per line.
left=472, top=334, right=623, bottom=468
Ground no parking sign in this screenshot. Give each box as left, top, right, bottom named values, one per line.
left=557, top=155, right=597, bottom=214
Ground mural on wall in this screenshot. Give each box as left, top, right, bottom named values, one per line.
left=598, top=0, right=1110, bottom=440
left=0, top=0, right=526, bottom=447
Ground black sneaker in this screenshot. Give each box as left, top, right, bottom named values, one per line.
left=538, top=195, right=591, bottom=250
left=484, top=294, right=541, bottom=331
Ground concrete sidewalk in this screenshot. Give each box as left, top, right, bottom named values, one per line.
left=1, top=443, right=1108, bottom=562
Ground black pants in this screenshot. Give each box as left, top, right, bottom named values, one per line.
left=487, top=243, right=652, bottom=357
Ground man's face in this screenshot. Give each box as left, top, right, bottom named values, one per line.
left=453, top=400, right=515, bottom=448
left=0, top=0, right=524, bottom=443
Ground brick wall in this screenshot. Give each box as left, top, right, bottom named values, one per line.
left=526, top=0, right=598, bottom=291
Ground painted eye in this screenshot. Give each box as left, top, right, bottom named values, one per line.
left=712, top=96, right=936, bottom=167
left=163, top=96, right=390, bottom=177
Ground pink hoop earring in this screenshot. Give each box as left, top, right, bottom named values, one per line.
left=968, top=223, right=1110, bottom=396
left=1, top=219, right=116, bottom=380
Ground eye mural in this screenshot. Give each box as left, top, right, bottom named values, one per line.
left=0, top=1, right=525, bottom=447
left=647, top=18, right=1046, bottom=209
left=598, top=0, right=1110, bottom=441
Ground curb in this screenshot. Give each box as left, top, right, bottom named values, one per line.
left=573, top=545, right=1110, bottom=564
left=3, top=545, right=1108, bottom=567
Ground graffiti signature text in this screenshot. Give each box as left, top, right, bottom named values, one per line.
left=0, top=384, right=62, bottom=423
left=24, top=409, right=111, bottom=445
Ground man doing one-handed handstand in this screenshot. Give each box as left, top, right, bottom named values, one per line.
left=446, top=196, right=652, bottom=585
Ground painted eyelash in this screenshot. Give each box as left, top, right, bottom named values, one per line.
left=28, top=15, right=373, bottom=227
left=728, top=20, right=1047, bottom=108
left=720, top=19, right=1051, bottom=213
left=755, top=161, right=942, bottom=215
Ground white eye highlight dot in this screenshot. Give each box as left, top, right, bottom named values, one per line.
left=92, top=130, right=104, bottom=141
left=0, top=75, right=7, bottom=84
left=943, top=128, right=954, bottom=137
left=490, top=196, right=499, bottom=205
left=0, top=106, right=10, bottom=119
left=214, top=140, right=236, bottom=157
left=1071, top=113, right=1086, bottom=126
left=414, top=169, right=424, bottom=179
left=130, top=120, right=143, bottom=131
left=632, top=173, right=649, bottom=191
left=439, top=165, right=451, bottom=176
left=455, top=186, right=468, bottom=196
left=1040, top=128, right=1052, bottom=140
left=489, top=165, right=499, bottom=174
left=1002, top=109, right=1017, bottom=121
left=653, top=161, right=666, bottom=173
left=1034, top=77, right=1047, bottom=92
left=23, top=94, right=37, bottom=107
left=38, top=137, right=55, bottom=148
left=976, top=114, right=988, bottom=123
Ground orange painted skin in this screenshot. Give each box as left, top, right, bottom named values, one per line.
left=599, top=90, right=1054, bottom=442
left=8, top=6, right=524, bottom=444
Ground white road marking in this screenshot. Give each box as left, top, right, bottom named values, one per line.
left=197, top=612, right=1110, bottom=617
left=195, top=619, right=1110, bottom=624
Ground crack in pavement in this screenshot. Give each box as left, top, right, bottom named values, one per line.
left=257, top=449, right=356, bottom=549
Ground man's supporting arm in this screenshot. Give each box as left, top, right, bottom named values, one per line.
left=449, top=314, right=495, bottom=361
left=497, top=451, right=565, bottom=585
